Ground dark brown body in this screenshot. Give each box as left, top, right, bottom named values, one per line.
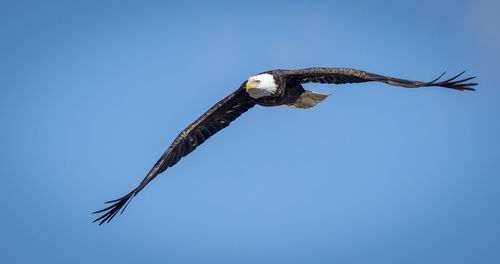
left=252, top=70, right=305, bottom=106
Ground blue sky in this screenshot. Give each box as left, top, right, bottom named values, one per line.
left=1, top=0, right=499, bottom=263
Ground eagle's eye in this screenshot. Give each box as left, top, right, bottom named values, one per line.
left=255, top=80, right=261, bottom=84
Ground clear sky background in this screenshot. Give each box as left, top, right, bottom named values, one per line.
left=1, top=0, right=499, bottom=263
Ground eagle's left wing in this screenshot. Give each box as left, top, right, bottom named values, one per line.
left=93, top=83, right=255, bottom=224
left=284, top=67, right=477, bottom=91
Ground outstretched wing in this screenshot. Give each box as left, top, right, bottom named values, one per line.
left=93, top=83, right=255, bottom=224
left=284, top=67, right=477, bottom=91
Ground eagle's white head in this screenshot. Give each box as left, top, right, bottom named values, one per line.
left=246, top=73, right=278, bottom=99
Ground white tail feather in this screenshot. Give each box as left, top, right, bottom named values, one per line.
left=281, top=91, right=332, bottom=109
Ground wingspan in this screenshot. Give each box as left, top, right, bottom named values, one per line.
left=93, top=83, right=255, bottom=224
left=285, top=67, right=477, bottom=91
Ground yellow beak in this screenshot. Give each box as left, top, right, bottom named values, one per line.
left=246, top=80, right=256, bottom=92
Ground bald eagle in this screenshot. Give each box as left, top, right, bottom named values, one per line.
left=93, top=67, right=477, bottom=224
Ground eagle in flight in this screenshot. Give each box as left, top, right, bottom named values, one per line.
left=93, top=67, right=477, bottom=224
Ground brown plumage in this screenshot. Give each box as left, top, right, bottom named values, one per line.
left=93, top=68, right=477, bottom=224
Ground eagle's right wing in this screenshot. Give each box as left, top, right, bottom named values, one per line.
left=93, top=82, right=255, bottom=224
left=284, top=67, right=477, bottom=91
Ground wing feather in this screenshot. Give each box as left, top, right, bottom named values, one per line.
left=285, top=67, right=477, bottom=91
left=93, top=83, right=255, bottom=224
